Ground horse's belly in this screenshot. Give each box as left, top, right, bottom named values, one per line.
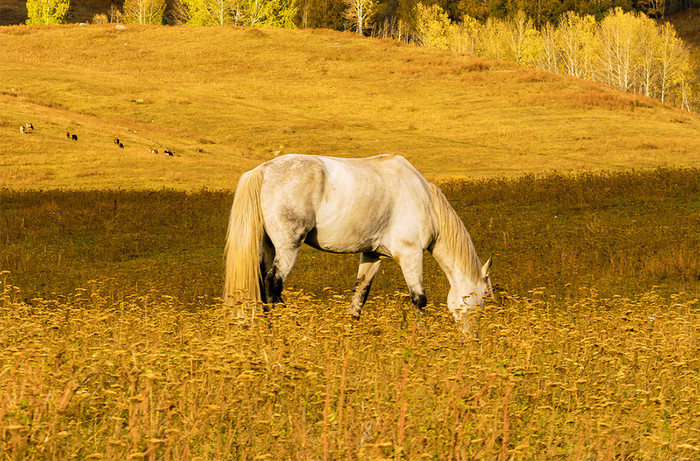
left=305, top=223, right=383, bottom=254
left=309, top=165, right=395, bottom=254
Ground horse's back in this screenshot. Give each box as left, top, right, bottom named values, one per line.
left=257, top=154, right=435, bottom=254
left=259, top=153, right=425, bottom=189
left=259, top=153, right=433, bottom=209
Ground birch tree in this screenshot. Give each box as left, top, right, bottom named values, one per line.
left=246, top=0, right=265, bottom=25
left=597, top=8, right=643, bottom=91
left=343, top=0, right=376, bottom=34
left=479, top=17, right=509, bottom=60
left=123, top=0, right=166, bottom=24
left=657, top=22, right=689, bottom=103
left=25, top=0, right=69, bottom=24
left=184, top=0, right=242, bottom=25
left=556, top=12, right=597, bottom=80
left=503, top=10, right=538, bottom=65
left=537, top=22, right=558, bottom=73
left=452, top=15, right=481, bottom=54
left=244, top=0, right=296, bottom=26
left=636, top=14, right=660, bottom=97
left=184, top=0, right=295, bottom=26
left=413, top=3, right=454, bottom=49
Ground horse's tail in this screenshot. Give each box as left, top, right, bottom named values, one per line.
left=224, top=168, right=265, bottom=305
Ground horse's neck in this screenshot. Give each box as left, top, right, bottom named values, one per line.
left=430, top=225, right=480, bottom=292
left=432, top=237, right=465, bottom=289
left=427, top=183, right=481, bottom=290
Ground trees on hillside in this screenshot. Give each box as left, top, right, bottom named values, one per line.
left=462, top=8, right=696, bottom=110
left=343, top=0, right=376, bottom=34
left=24, top=0, right=695, bottom=111
left=597, top=8, right=647, bottom=92
left=413, top=3, right=455, bottom=49
left=25, top=0, right=70, bottom=24
left=123, top=0, right=166, bottom=24
left=406, top=4, right=696, bottom=110
left=182, top=0, right=296, bottom=26
left=556, top=11, right=597, bottom=80
left=503, top=10, right=538, bottom=65
left=657, top=21, right=691, bottom=104
left=183, top=0, right=238, bottom=26
left=296, top=0, right=345, bottom=30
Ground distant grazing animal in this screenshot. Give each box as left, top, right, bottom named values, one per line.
left=119, top=143, right=124, bottom=149
left=71, top=134, right=78, bottom=141
left=25, top=123, right=34, bottom=131
left=224, top=154, right=493, bottom=332
left=19, top=126, right=26, bottom=134
left=164, top=149, right=174, bottom=156
left=66, top=132, right=71, bottom=139
left=114, top=138, right=120, bottom=145
left=149, top=147, right=159, bottom=154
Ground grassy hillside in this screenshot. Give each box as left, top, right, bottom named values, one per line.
left=2, top=24, right=699, bottom=190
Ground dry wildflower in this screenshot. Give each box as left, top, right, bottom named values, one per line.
left=0, top=280, right=698, bottom=460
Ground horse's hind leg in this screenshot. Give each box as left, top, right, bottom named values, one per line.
left=349, top=252, right=382, bottom=318
left=264, top=242, right=302, bottom=306
left=259, top=235, right=275, bottom=305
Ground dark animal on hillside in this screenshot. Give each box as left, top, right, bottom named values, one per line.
left=164, top=149, right=174, bottom=156
left=25, top=123, right=34, bottom=131
left=119, top=143, right=124, bottom=148
left=114, top=137, right=120, bottom=145
left=71, top=134, right=78, bottom=141
left=66, top=132, right=71, bottom=139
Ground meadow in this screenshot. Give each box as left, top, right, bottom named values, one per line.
left=2, top=169, right=700, bottom=459
left=1, top=280, right=699, bottom=460
left=1, top=23, right=700, bottom=460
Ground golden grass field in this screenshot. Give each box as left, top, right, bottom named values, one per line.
left=2, top=171, right=699, bottom=460
left=1, top=24, right=700, bottom=460
left=1, top=25, right=699, bottom=190
left=1, top=277, right=699, bottom=460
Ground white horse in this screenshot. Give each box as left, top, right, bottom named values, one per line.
left=224, top=154, right=493, bottom=327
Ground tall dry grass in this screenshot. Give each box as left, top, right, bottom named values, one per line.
left=1, top=169, right=698, bottom=459
left=1, top=275, right=698, bottom=460
left=2, top=169, right=698, bottom=304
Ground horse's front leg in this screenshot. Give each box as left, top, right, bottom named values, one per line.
left=349, top=252, right=382, bottom=318
left=395, top=249, right=427, bottom=318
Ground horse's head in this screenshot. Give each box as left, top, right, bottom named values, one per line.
left=447, top=256, right=493, bottom=330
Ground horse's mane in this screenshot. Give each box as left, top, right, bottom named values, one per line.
left=428, top=183, right=482, bottom=281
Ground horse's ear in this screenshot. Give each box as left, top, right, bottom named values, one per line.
left=481, top=255, right=493, bottom=278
